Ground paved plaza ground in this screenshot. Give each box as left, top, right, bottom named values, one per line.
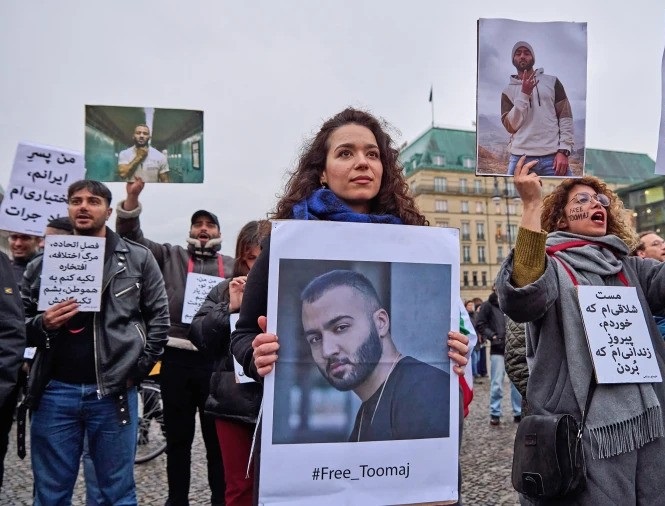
left=3, top=373, right=520, bottom=505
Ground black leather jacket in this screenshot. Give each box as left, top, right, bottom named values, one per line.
left=0, top=252, right=26, bottom=407
left=21, top=229, right=170, bottom=408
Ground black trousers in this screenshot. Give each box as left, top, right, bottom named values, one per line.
left=0, top=385, right=19, bottom=489
left=161, top=361, right=225, bottom=505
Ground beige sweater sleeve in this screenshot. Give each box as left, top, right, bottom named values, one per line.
left=511, top=227, right=548, bottom=288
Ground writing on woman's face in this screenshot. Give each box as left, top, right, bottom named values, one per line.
left=321, top=124, right=383, bottom=214
left=560, top=184, right=607, bottom=236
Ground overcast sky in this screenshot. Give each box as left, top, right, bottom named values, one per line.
left=1, top=1, right=663, bottom=254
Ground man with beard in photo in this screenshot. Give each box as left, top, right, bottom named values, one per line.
left=501, top=41, right=574, bottom=177
left=300, top=270, right=450, bottom=442
left=116, top=178, right=233, bottom=506
left=117, top=124, right=170, bottom=182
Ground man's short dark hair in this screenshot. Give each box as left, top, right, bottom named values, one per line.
left=301, top=270, right=382, bottom=312
left=67, top=180, right=112, bottom=206
left=631, top=230, right=658, bottom=256
left=47, top=216, right=74, bottom=232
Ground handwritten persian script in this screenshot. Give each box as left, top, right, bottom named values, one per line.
left=0, top=143, right=85, bottom=235
left=38, top=236, right=105, bottom=312
left=578, top=286, right=661, bottom=384
left=181, top=273, right=222, bottom=324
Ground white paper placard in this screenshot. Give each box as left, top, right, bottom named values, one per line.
left=181, top=272, right=222, bottom=324
left=259, top=220, right=461, bottom=506
left=38, top=236, right=105, bottom=312
left=0, top=142, right=85, bottom=235
left=579, top=285, right=661, bottom=383
left=230, top=313, right=256, bottom=383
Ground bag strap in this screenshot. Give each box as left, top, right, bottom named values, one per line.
left=578, top=376, right=596, bottom=439
left=187, top=254, right=225, bottom=277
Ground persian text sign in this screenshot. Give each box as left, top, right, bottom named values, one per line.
left=38, top=236, right=105, bottom=312
left=579, top=286, right=661, bottom=383
left=0, top=142, right=85, bottom=235
left=181, top=273, right=222, bottom=324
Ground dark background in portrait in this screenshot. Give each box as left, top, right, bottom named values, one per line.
left=272, top=259, right=452, bottom=445
left=84, top=105, right=204, bottom=183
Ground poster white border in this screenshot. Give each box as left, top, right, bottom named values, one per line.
left=259, top=220, right=460, bottom=506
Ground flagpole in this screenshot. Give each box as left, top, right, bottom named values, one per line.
left=429, top=85, right=434, bottom=127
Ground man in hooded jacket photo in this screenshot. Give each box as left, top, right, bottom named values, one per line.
left=501, top=40, right=574, bottom=177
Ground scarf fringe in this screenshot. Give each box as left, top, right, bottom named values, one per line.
left=589, top=405, right=665, bottom=459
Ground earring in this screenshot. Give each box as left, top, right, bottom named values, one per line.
left=321, top=182, right=329, bottom=189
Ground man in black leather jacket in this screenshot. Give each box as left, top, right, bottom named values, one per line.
left=22, top=180, right=169, bottom=505
left=0, top=251, right=25, bottom=491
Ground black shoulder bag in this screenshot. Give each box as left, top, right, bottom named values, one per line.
left=511, top=378, right=595, bottom=500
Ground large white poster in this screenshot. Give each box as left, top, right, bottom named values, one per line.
left=260, top=221, right=461, bottom=506
left=0, top=142, right=85, bottom=235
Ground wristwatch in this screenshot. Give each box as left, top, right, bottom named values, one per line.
left=557, top=149, right=571, bottom=157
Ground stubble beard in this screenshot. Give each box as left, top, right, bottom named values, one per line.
left=319, top=325, right=383, bottom=391
left=74, top=218, right=106, bottom=236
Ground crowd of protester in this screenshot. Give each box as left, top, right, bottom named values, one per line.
left=1, top=107, right=665, bottom=505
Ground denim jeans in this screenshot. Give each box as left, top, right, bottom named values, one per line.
left=507, top=153, right=572, bottom=177
left=489, top=354, right=522, bottom=418
left=471, top=348, right=480, bottom=376
left=31, top=380, right=138, bottom=506
left=82, top=433, right=103, bottom=506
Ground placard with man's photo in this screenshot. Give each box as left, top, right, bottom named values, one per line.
left=85, top=105, right=204, bottom=184
left=476, top=18, right=587, bottom=178
left=259, top=220, right=460, bottom=506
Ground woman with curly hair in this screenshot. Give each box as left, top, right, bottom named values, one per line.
left=234, top=106, right=467, bottom=378
left=496, top=157, right=665, bottom=504
left=231, top=107, right=469, bottom=504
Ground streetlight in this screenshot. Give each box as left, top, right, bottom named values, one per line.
left=492, top=177, right=521, bottom=249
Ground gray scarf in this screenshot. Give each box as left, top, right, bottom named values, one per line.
left=546, top=231, right=664, bottom=459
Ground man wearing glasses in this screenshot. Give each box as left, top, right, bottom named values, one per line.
left=633, top=231, right=665, bottom=262
left=632, top=231, right=665, bottom=338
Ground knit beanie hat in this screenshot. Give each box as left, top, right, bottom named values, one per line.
left=512, top=41, right=535, bottom=63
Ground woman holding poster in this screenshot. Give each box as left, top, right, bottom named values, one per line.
left=234, top=107, right=469, bottom=377
left=189, top=220, right=268, bottom=506
left=231, top=108, right=470, bottom=505
left=496, top=157, right=665, bottom=504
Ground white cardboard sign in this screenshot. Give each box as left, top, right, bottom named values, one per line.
left=579, top=285, right=661, bottom=384
left=0, top=142, right=85, bottom=235
left=230, top=314, right=256, bottom=384
left=181, top=272, right=222, bottom=324
left=38, top=236, right=105, bottom=312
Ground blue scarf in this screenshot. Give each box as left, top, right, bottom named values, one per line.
left=291, top=188, right=402, bottom=224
